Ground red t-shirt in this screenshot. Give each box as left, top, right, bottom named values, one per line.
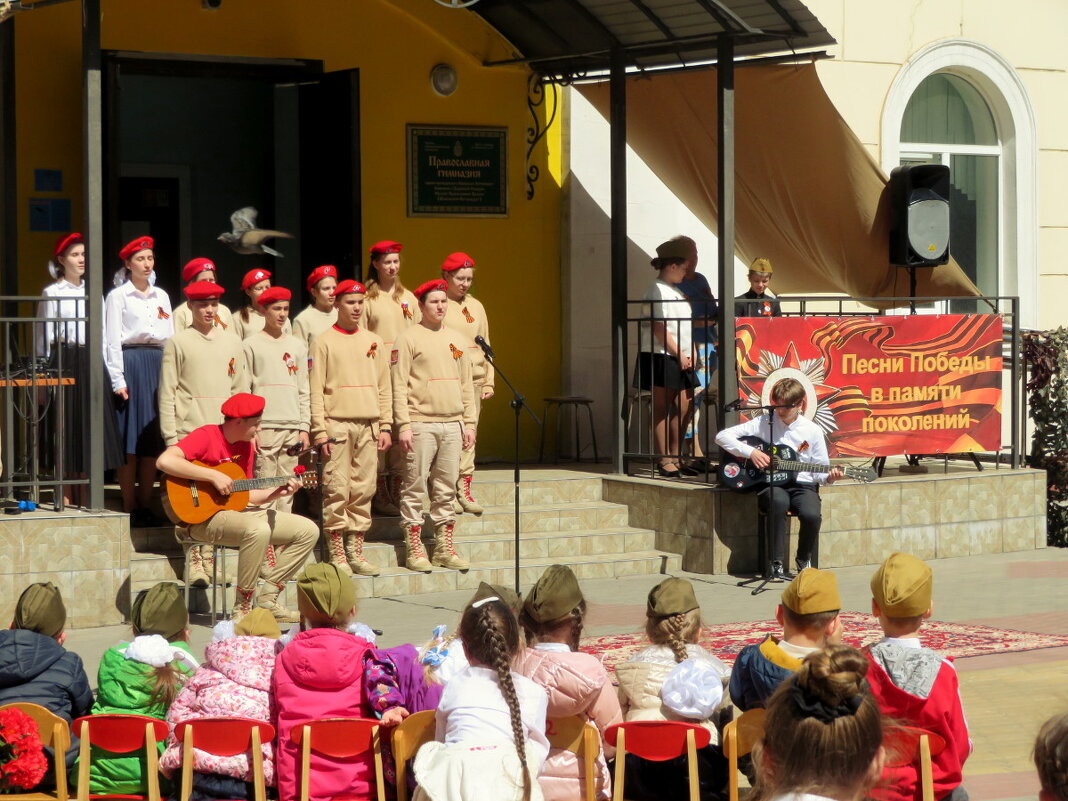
left=176, top=425, right=255, bottom=478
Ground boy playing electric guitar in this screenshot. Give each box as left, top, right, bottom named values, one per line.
left=715, top=378, right=842, bottom=578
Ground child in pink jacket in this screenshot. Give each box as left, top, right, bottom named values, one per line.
left=515, top=566, right=622, bottom=801
left=160, top=609, right=281, bottom=798
left=273, top=564, right=375, bottom=801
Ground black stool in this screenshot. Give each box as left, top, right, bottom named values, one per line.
left=538, top=396, right=600, bottom=463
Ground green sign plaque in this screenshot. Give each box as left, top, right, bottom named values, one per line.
left=407, top=125, right=508, bottom=217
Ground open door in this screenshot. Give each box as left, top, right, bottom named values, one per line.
left=298, top=69, right=361, bottom=281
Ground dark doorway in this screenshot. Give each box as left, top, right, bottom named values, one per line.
left=103, top=55, right=361, bottom=308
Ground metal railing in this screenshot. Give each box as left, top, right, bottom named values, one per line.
left=623, top=294, right=1025, bottom=479
left=0, top=295, right=104, bottom=509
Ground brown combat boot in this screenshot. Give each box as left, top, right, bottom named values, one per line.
left=372, top=475, right=400, bottom=516
left=326, top=530, right=353, bottom=576
left=257, top=580, right=301, bottom=625
left=431, top=521, right=469, bottom=570
left=404, top=524, right=433, bottom=573
left=231, top=585, right=255, bottom=623
left=344, top=532, right=381, bottom=576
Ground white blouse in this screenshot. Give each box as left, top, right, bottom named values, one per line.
left=104, top=281, right=174, bottom=391
left=640, top=280, right=693, bottom=357
left=36, top=279, right=99, bottom=357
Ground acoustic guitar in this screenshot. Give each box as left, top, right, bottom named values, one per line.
left=719, top=435, right=878, bottom=492
left=164, top=460, right=318, bottom=525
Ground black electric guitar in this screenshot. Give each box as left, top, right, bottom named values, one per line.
left=719, top=435, right=877, bottom=492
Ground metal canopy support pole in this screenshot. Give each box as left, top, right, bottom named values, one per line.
left=0, top=21, right=15, bottom=297
left=84, top=0, right=105, bottom=510
left=609, top=47, right=628, bottom=473
left=716, top=36, right=738, bottom=422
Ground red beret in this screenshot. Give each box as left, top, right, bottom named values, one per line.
left=256, top=286, right=292, bottom=307
left=182, top=258, right=217, bottom=283
left=332, top=279, right=367, bottom=297
left=183, top=281, right=225, bottom=301
left=119, top=236, right=154, bottom=262
left=369, top=240, right=403, bottom=256
left=414, top=279, right=448, bottom=301
left=54, top=233, right=84, bottom=260
left=306, top=265, right=338, bottom=292
left=221, top=393, right=266, bottom=419
left=241, top=268, right=271, bottom=291
left=441, top=252, right=475, bottom=272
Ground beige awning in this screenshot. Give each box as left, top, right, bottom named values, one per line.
left=579, top=64, right=980, bottom=301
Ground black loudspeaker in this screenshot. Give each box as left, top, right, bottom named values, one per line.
left=889, top=164, right=950, bottom=267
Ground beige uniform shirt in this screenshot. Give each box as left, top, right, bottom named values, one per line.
left=444, top=295, right=493, bottom=390
left=391, top=324, right=476, bottom=432
left=171, top=302, right=235, bottom=336
left=309, top=325, right=392, bottom=442
left=292, top=305, right=337, bottom=355
left=363, top=287, right=420, bottom=350
left=159, top=327, right=247, bottom=446
left=232, top=307, right=291, bottom=341
left=242, top=331, right=310, bottom=432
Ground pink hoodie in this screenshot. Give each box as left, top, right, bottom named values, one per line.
left=160, top=635, right=278, bottom=785
left=272, top=628, right=374, bottom=801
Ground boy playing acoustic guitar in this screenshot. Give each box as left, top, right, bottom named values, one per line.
left=715, top=377, right=842, bottom=579
left=156, top=392, right=319, bottom=623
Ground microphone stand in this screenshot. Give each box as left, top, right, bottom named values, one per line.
left=479, top=345, right=540, bottom=594
left=727, top=402, right=791, bottom=595
left=288, top=439, right=329, bottom=562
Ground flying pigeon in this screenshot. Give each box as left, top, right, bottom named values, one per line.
left=218, top=207, right=293, bottom=258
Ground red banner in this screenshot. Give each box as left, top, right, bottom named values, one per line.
left=733, top=315, right=1003, bottom=457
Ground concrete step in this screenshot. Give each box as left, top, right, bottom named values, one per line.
left=368, top=500, right=629, bottom=539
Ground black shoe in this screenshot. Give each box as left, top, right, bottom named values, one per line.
left=795, top=558, right=812, bottom=573
left=772, top=561, right=787, bottom=580
left=656, top=463, right=682, bottom=478
left=676, top=464, right=702, bottom=477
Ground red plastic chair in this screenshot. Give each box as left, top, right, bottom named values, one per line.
left=883, top=726, right=947, bottom=801
left=605, top=721, right=712, bottom=801
left=291, top=718, right=386, bottom=801
left=174, top=718, right=276, bottom=801
left=72, top=714, right=169, bottom=801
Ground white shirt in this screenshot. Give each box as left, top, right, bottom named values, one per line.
left=435, top=665, right=550, bottom=773
left=715, top=413, right=830, bottom=485
left=104, top=281, right=174, bottom=390
left=640, top=280, right=692, bottom=357
left=36, top=279, right=100, bottom=357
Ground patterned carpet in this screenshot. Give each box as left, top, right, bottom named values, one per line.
left=580, top=612, right=1068, bottom=676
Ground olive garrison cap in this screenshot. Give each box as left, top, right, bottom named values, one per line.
left=871, top=552, right=933, bottom=617
left=234, top=607, right=281, bottom=639
left=652, top=239, right=691, bottom=265
left=13, top=582, right=66, bottom=638
left=472, top=582, right=522, bottom=617
left=523, top=565, right=584, bottom=623
left=131, top=582, right=188, bottom=641
left=296, top=563, right=355, bottom=626
left=647, top=577, right=699, bottom=617
left=749, top=257, right=774, bottom=274
left=781, top=568, right=841, bottom=615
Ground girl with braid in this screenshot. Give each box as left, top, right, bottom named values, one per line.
left=614, top=578, right=729, bottom=801
left=515, top=565, right=621, bottom=801
left=749, top=645, right=885, bottom=801
left=414, top=596, right=548, bottom=801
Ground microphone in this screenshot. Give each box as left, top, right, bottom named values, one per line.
left=724, top=398, right=743, bottom=412
left=474, top=335, right=495, bottom=360
left=286, top=436, right=339, bottom=456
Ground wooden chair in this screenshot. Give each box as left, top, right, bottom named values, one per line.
left=546, top=715, right=600, bottom=801
left=884, top=725, right=947, bottom=801
left=605, top=721, right=712, bottom=801
left=390, top=710, right=436, bottom=801
left=71, top=714, right=169, bottom=801
left=291, top=718, right=386, bottom=801
left=722, top=707, right=766, bottom=801
left=0, top=702, right=71, bottom=801
left=174, top=718, right=275, bottom=801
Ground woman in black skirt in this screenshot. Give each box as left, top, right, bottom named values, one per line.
left=636, top=240, right=696, bottom=477
left=104, top=236, right=174, bottom=526
left=37, top=233, right=125, bottom=505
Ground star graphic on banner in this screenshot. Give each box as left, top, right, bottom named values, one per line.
left=738, top=341, right=843, bottom=435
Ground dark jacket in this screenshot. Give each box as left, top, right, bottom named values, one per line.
left=0, top=628, right=94, bottom=783
left=728, top=635, right=801, bottom=711
left=734, top=290, right=781, bottom=319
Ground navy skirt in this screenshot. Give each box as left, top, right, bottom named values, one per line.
left=114, top=345, right=164, bottom=457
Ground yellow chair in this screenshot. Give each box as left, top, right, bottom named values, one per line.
left=0, top=702, right=71, bottom=801
left=723, top=707, right=766, bottom=801
left=884, top=725, right=947, bottom=801
left=291, top=718, right=386, bottom=801
left=390, top=710, right=436, bottom=801
left=545, top=715, right=601, bottom=801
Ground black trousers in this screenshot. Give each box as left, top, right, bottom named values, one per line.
left=757, top=482, right=821, bottom=564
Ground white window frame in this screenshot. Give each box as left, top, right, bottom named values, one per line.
left=881, top=40, right=1037, bottom=328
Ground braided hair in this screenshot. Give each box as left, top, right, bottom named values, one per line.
left=518, top=600, right=586, bottom=652
left=458, top=599, right=531, bottom=801
left=1034, top=711, right=1068, bottom=801
left=645, top=608, right=702, bottom=663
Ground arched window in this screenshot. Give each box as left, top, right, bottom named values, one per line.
left=900, top=73, right=999, bottom=311
left=881, top=40, right=1037, bottom=326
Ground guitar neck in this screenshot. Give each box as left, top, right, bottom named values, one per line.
left=772, top=459, right=832, bottom=474
left=230, top=475, right=294, bottom=492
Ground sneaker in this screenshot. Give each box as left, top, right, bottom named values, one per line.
left=771, top=561, right=787, bottom=580
left=795, top=558, right=812, bottom=573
